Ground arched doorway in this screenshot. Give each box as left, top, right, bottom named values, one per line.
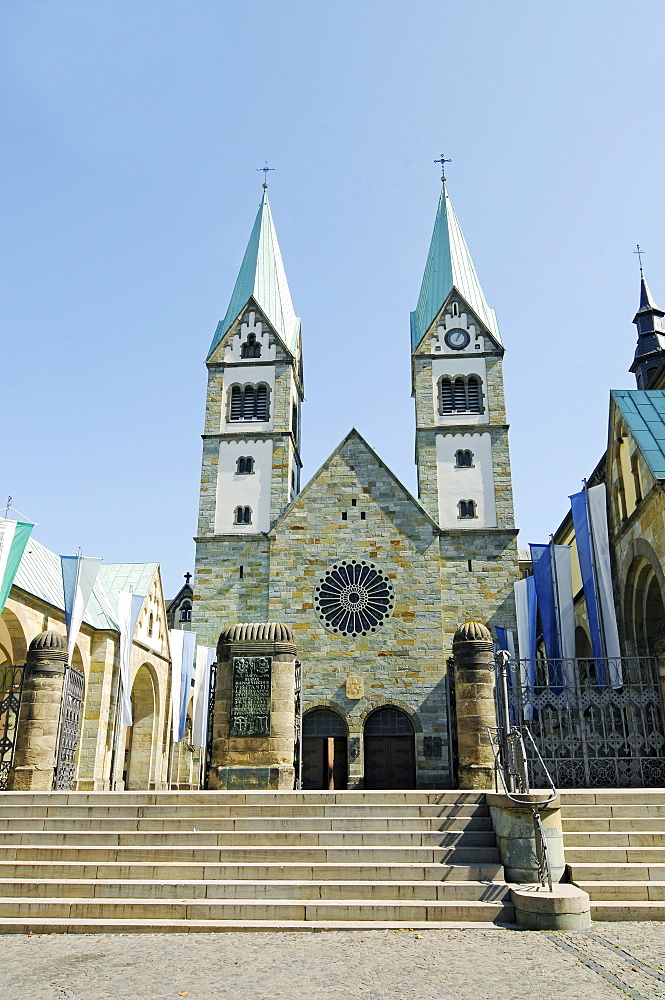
left=125, top=665, right=157, bottom=789
left=302, top=709, right=348, bottom=789
left=364, top=707, right=416, bottom=789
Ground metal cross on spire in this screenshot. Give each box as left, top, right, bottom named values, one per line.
left=434, top=154, right=451, bottom=182
left=257, top=161, right=275, bottom=188
left=635, top=243, right=646, bottom=277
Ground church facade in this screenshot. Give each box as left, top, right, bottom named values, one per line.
left=193, top=177, right=520, bottom=789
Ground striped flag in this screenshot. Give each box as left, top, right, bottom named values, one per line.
left=61, top=554, right=102, bottom=668
left=0, top=518, right=34, bottom=614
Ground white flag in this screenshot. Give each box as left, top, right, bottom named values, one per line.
left=61, top=554, right=102, bottom=667
left=192, top=646, right=216, bottom=749
left=117, top=591, right=145, bottom=727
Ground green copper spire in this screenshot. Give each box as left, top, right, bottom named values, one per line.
left=208, top=189, right=300, bottom=358
left=410, top=182, right=501, bottom=351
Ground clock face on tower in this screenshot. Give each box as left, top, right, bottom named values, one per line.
left=444, top=328, right=471, bottom=351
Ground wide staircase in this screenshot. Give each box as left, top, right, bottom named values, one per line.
left=0, top=790, right=514, bottom=932
left=562, top=789, right=665, bottom=920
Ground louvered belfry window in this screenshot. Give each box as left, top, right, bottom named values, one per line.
left=230, top=385, right=243, bottom=420
left=229, top=383, right=270, bottom=421
left=439, top=375, right=483, bottom=415
left=255, top=383, right=269, bottom=420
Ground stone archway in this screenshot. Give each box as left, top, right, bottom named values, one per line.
left=125, top=665, right=157, bottom=790
left=302, top=708, right=348, bottom=790
left=363, top=706, right=416, bottom=789
left=0, top=607, right=28, bottom=666
left=624, top=556, right=665, bottom=657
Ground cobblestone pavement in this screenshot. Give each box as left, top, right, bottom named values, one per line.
left=1, top=924, right=665, bottom=1000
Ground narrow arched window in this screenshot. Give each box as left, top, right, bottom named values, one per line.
left=455, top=450, right=473, bottom=468
left=458, top=499, right=477, bottom=519
left=255, top=383, right=268, bottom=420
left=236, top=456, right=255, bottom=474
left=242, top=384, right=255, bottom=420
left=230, top=385, right=243, bottom=420
left=148, top=612, right=154, bottom=636
left=440, top=377, right=453, bottom=413
left=241, top=333, right=261, bottom=358
left=452, top=303, right=459, bottom=317
left=453, top=377, right=466, bottom=411
left=467, top=376, right=481, bottom=412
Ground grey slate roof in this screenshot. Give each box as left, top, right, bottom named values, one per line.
left=612, top=389, right=665, bottom=481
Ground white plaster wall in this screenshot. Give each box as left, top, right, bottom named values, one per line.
left=435, top=431, right=497, bottom=528
left=431, top=356, right=489, bottom=427
left=224, top=311, right=277, bottom=363
left=222, top=365, right=275, bottom=432
left=214, top=438, right=273, bottom=533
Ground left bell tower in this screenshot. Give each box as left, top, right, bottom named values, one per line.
left=194, top=184, right=303, bottom=645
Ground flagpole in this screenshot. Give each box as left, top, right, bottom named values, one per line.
left=584, top=479, right=608, bottom=659
left=549, top=535, right=563, bottom=659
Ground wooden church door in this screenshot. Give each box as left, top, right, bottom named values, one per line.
left=364, top=708, right=416, bottom=789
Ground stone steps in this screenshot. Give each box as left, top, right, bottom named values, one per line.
left=0, top=816, right=493, bottom=831
left=0, top=897, right=516, bottom=923
left=0, top=790, right=511, bottom=931
left=561, top=790, right=665, bottom=920
left=0, top=878, right=510, bottom=901
left=0, top=830, right=497, bottom=847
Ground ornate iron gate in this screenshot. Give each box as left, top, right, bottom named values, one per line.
left=509, top=656, right=665, bottom=788
left=293, top=659, right=302, bottom=789
left=0, top=665, right=23, bottom=790
left=53, top=666, right=85, bottom=790
left=203, top=659, right=217, bottom=788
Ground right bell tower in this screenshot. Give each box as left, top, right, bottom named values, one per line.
left=410, top=168, right=516, bottom=534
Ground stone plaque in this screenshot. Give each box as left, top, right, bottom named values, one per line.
left=346, top=675, right=364, bottom=700
left=230, top=656, right=271, bottom=736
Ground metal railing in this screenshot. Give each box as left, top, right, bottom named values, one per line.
left=487, top=651, right=557, bottom=891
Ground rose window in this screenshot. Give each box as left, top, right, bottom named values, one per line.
left=314, top=560, right=394, bottom=637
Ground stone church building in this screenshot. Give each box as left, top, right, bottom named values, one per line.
left=193, top=177, right=520, bottom=789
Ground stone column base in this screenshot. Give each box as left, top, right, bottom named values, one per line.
left=510, top=884, right=591, bottom=930
left=210, top=765, right=295, bottom=790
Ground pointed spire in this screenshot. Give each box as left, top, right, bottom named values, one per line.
left=208, top=189, right=300, bottom=358
left=410, top=181, right=501, bottom=351
left=630, top=266, right=665, bottom=388
left=639, top=273, right=660, bottom=313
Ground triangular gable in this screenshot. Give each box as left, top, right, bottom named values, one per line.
left=413, top=289, right=503, bottom=356
left=207, top=297, right=293, bottom=365
left=270, top=428, right=441, bottom=535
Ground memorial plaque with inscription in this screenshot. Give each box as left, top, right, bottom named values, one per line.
left=230, top=656, right=272, bottom=736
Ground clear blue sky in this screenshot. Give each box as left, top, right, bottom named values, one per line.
left=3, top=1, right=665, bottom=598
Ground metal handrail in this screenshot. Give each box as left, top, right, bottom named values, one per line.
left=488, top=650, right=558, bottom=891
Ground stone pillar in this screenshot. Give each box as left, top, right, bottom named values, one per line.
left=207, top=622, right=297, bottom=790
left=8, top=630, right=67, bottom=791
left=452, top=620, right=497, bottom=789
left=486, top=791, right=566, bottom=883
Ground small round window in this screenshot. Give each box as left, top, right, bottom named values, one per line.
left=314, top=560, right=394, bottom=637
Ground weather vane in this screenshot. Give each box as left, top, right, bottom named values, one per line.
left=257, top=161, right=275, bottom=188
left=634, top=243, right=645, bottom=276
left=434, top=154, right=451, bottom=182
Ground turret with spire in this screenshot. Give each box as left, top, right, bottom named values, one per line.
left=630, top=252, right=665, bottom=388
